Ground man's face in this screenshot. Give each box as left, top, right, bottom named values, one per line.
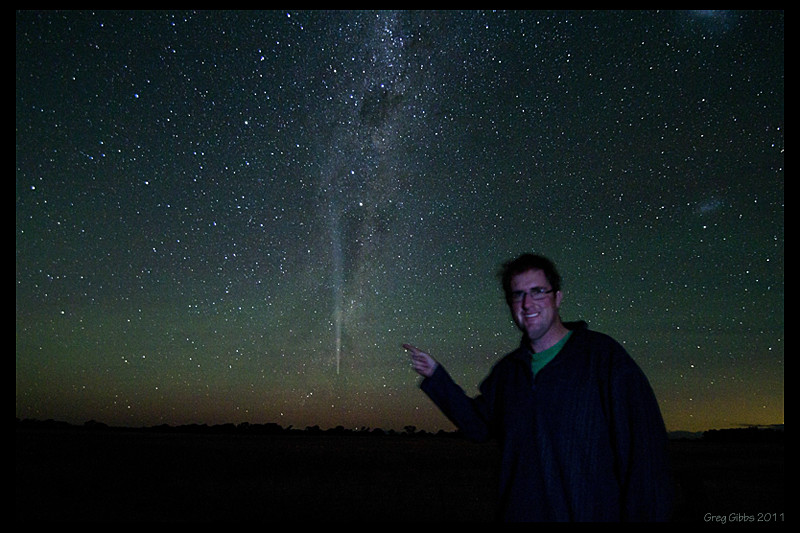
left=509, top=268, right=564, bottom=350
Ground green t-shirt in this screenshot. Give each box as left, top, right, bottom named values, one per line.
left=531, top=331, right=572, bottom=377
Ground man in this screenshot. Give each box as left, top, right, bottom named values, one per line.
left=404, top=253, right=673, bottom=522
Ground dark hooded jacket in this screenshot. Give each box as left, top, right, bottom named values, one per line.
left=420, top=321, right=673, bottom=522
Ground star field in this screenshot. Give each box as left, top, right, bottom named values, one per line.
left=16, top=10, right=783, bottom=433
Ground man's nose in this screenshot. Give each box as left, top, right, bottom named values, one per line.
left=522, top=292, right=535, bottom=309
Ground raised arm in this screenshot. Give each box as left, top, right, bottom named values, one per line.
left=404, top=343, right=493, bottom=442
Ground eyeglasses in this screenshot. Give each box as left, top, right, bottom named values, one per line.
left=510, top=287, right=556, bottom=303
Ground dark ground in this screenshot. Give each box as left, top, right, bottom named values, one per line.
left=16, top=427, right=784, bottom=523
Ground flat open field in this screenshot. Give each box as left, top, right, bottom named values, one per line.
left=16, top=428, right=783, bottom=522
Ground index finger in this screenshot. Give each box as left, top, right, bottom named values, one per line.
left=402, top=343, right=421, bottom=354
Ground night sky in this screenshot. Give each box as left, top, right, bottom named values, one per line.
left=16, top=10, right=783, bottom=434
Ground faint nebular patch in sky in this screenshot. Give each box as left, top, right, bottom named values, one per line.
left=692, top=10, right=726, bottom=18
left=696, top=197, right=726, bottom=215
left=685, top=10, right=739, bottom=34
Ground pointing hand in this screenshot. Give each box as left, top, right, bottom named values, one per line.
left=403, top=343, right=438, bottom=378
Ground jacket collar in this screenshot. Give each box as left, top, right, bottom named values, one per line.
left=514, top=320, right=588, bottom=360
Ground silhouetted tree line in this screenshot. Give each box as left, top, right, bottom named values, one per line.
left=17, top=418, right=784, bottom=442
left=702, top=425, right=784, bottom=443
left=15, top=418, right=462, bottom=438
